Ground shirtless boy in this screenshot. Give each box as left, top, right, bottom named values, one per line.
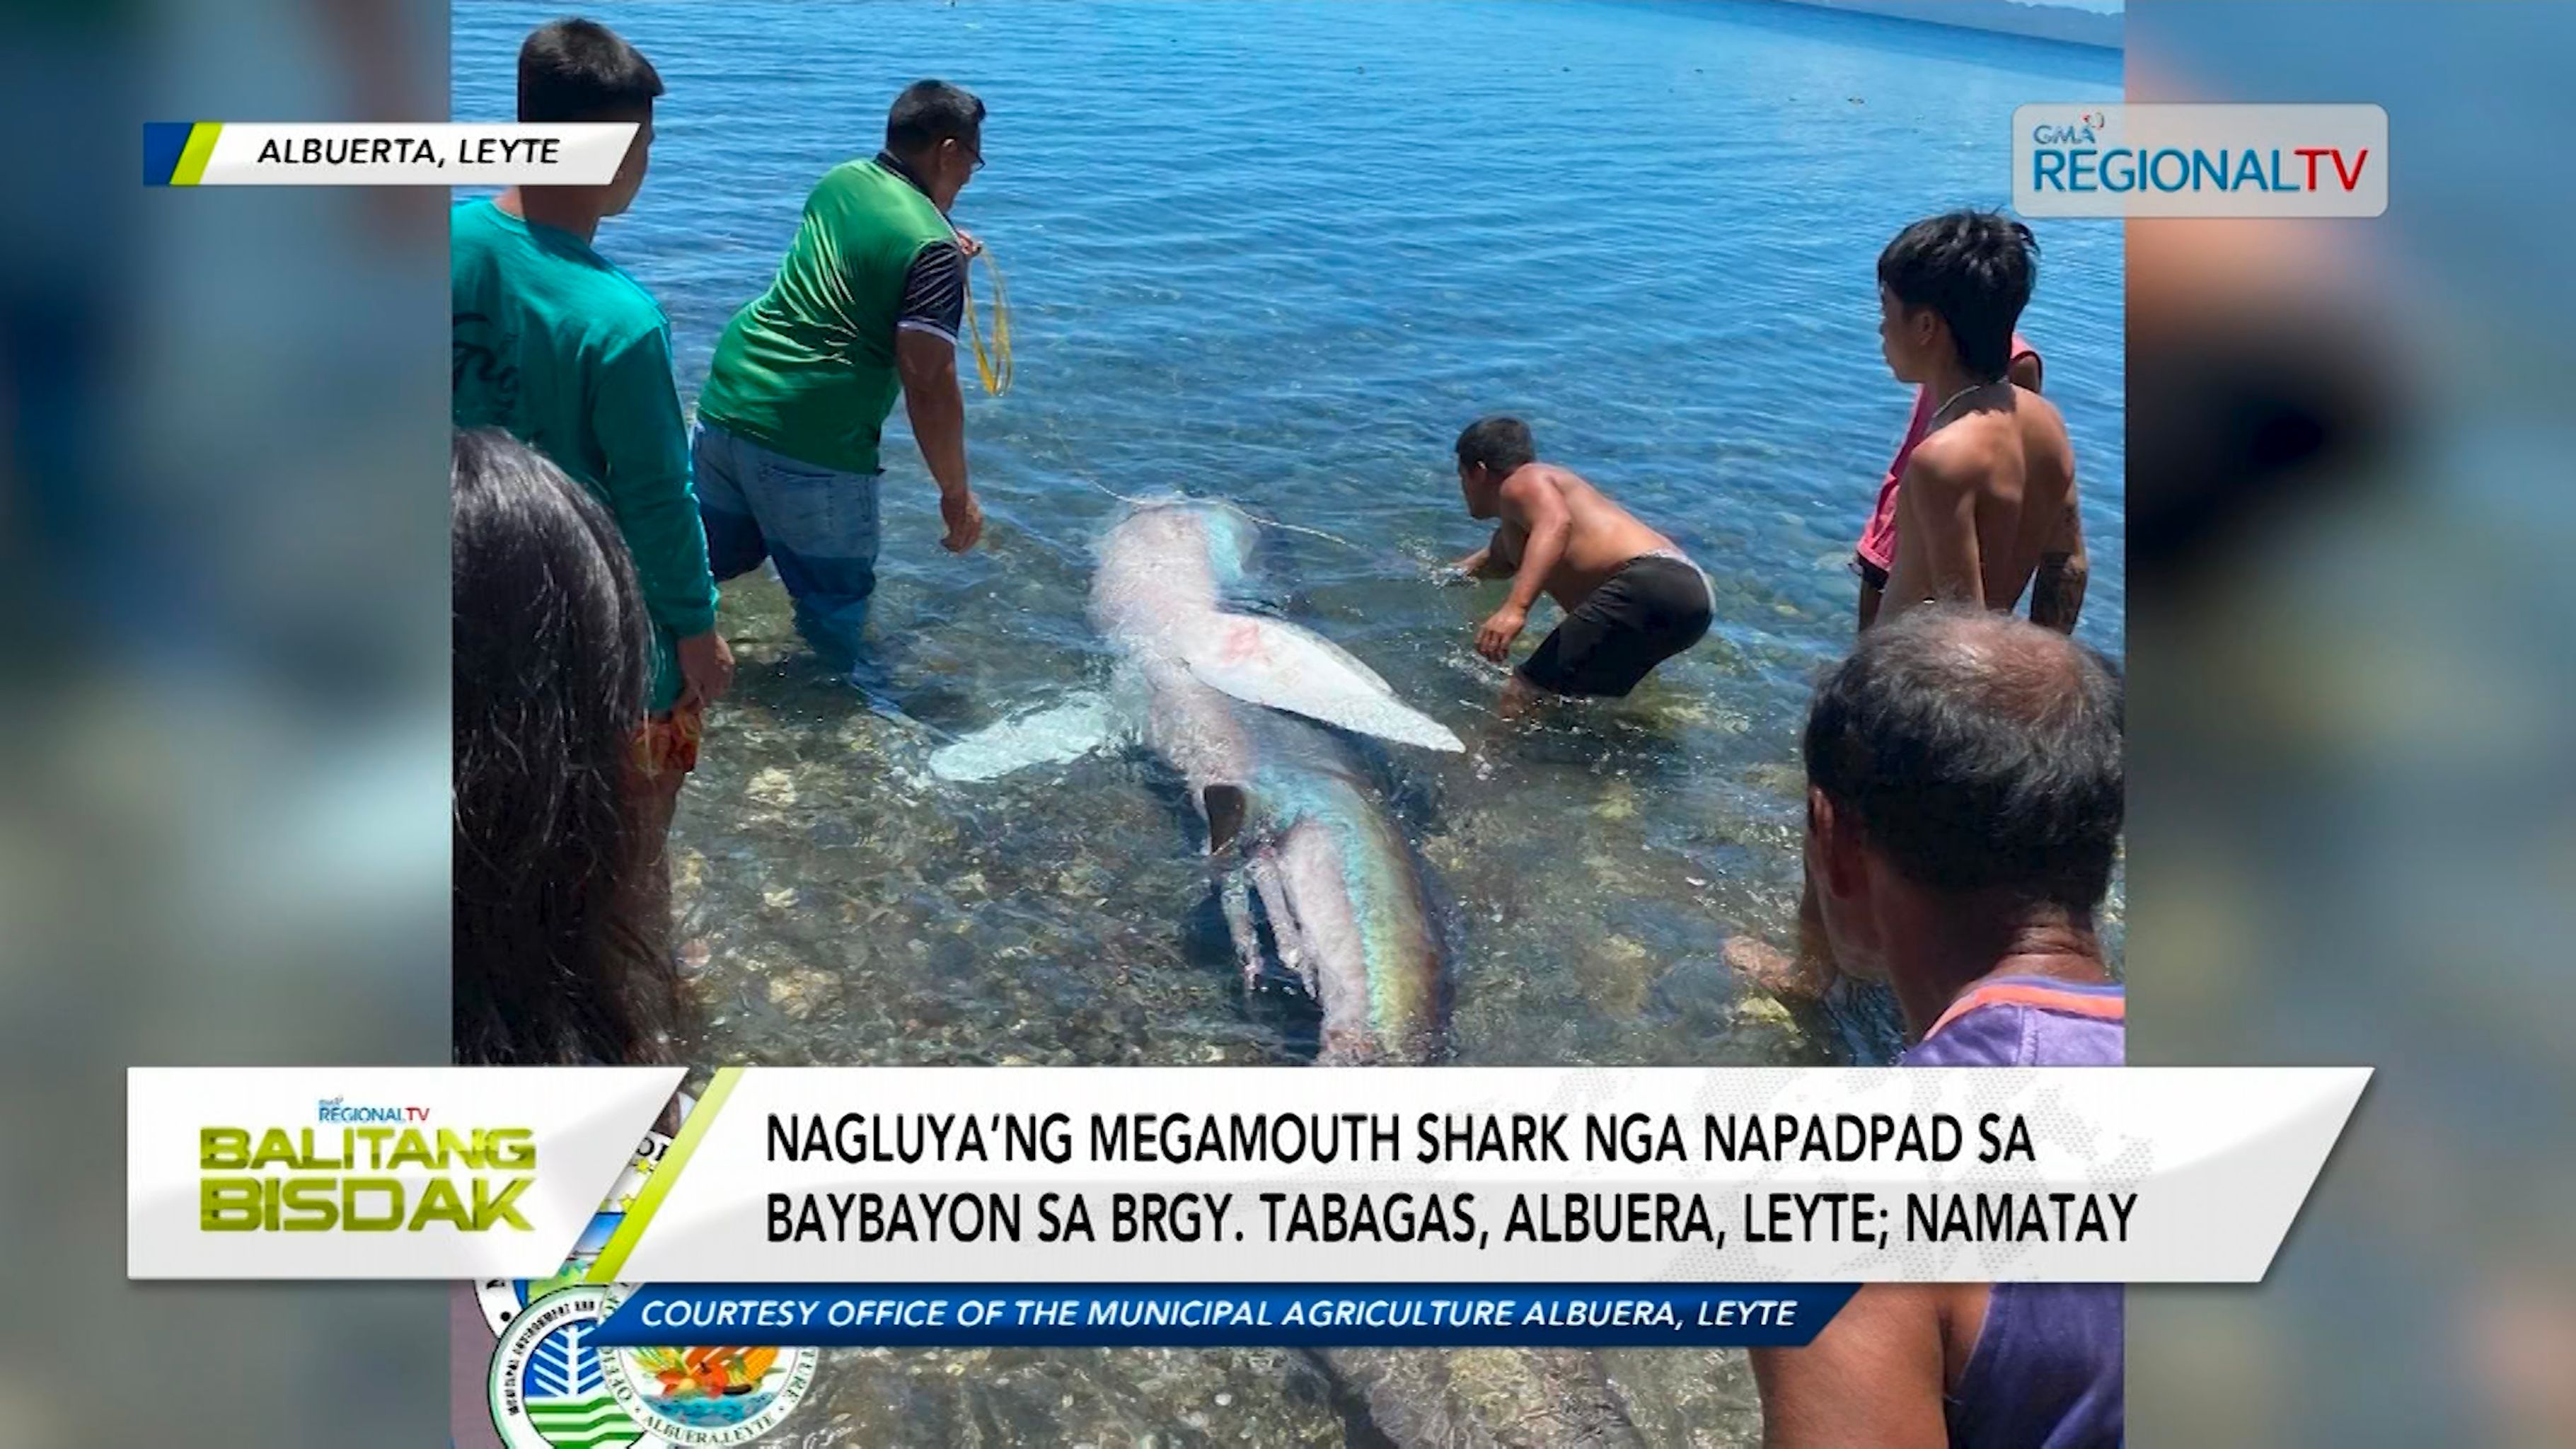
left=1449, top=415, right=1711, bottom=714
left=1872, top=210, right=2081, bottom=627
left=1728, top=212, right=2086, bottom=1002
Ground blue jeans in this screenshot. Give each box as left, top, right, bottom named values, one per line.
left=691, top=420, right=883, bottom=669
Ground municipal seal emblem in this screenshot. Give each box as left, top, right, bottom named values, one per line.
left=488, top=1286, right=818, bottom=1449
left=488, top=1286, right=647, bottom=1449
left=596, top=1285, right=820, bottom=1448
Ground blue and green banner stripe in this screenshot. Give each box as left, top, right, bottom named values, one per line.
left=144, top=122, right=224, bottom=186
left=584, top=1066, right=741, bottom=1285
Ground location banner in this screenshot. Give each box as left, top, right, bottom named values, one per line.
left=143, top=122, right=634, bottom=186
left=587, top=1066, right=2367, bottom=1287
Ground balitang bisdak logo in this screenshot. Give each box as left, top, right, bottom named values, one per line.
left=2014, top=103, right=2387, bottom=218
left=490, top=1286, right=818, bottom=1449
left=200, top=1095, right=537, bottom=1232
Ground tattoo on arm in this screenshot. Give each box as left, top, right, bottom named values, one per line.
left=2030, top=552, right=2086, bottom=633
left=2029, top=495, right=2086, bottom=633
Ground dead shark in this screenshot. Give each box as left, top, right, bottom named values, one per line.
left=932, top=498, right=1458, bottom=1063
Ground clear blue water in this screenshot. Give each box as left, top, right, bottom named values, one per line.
left=455, top=3, right=2119, bottom=1437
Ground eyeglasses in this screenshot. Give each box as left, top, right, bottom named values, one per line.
left=954, top=138, right=985, bottom=174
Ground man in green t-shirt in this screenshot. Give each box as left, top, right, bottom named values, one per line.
left=451, top=20, right=731, bottom=930
left=692, top=80, right=990, bottom=679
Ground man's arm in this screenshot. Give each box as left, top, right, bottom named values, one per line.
left=1452, top=532, right=1511, bottom=578
left=896, top=331, right=981, bottom=553
left=1750, top=1286, right=1951, bottom=1449
left=1476, top=478, right=1566, bottom=662
left=2009, top=350, right=2043, bottom=393
left=1890, top=443, right=1985, bottom=611
left=2029, top=494, right=2088, bottom=633
left=594, top=323, right=730, bottom=704
left=893, top=241, right=982, bottom=553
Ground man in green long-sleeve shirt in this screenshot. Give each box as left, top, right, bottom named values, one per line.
left=451, top=20, right=731, bottom=925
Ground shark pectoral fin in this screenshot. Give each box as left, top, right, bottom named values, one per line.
left=1247, top=853, right=1318, bottom=1000
left=926, top=693, right=1119, bottom=783
left=1219, top=869, right=1264, bottom=991
left=1254, top=614, right=1396, bottom=695
left=1182, top=615, right=1466, bottom=754
left=1202, top=783, right=1248, bottom=854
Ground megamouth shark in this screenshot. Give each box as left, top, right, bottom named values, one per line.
left=933, top=498, right=1460, bottom=1064
left=935, top=502, right=1675, bottom=1444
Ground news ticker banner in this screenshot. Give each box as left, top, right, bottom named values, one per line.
left=587, top=1283, right=1859, bottom=1349
left=2016, top=103, right=2388, bottom=217
left=143, top=122, right=634, bottom=187
left=131, top=1065, right=2367, bottom=1293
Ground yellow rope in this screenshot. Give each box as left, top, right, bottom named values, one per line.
left=964, top=246, right=1012, bottom=396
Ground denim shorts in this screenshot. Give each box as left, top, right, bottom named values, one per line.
left=691, top=420, right=884, bottom=664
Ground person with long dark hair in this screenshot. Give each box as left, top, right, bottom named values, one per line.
left=451, top=427, right=686, bottom=1066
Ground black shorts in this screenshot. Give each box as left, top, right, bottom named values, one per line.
left=1515, top=554, right=1714, bottom=698
left=1854, top=555, right=1890, bottom=591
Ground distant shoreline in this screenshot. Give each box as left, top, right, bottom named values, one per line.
left=1764, top=0, right=2124, bottom=52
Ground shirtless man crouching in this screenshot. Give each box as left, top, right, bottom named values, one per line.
left=1448, top=415, right=1712, bottom=717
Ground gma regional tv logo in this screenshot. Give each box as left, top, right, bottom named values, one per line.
left=2014, top=104, right=2387, bottom=217
left=199, top=1096, right=539, bottom=1233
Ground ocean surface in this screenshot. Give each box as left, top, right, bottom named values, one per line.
left=456, top=2, right=2121, bottom=1441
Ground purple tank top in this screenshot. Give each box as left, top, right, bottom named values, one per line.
left=1900, top=976, right=2125, bottom=1449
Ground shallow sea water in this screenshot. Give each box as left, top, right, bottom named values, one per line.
left=456, top=2, right=2122, bottom=1441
